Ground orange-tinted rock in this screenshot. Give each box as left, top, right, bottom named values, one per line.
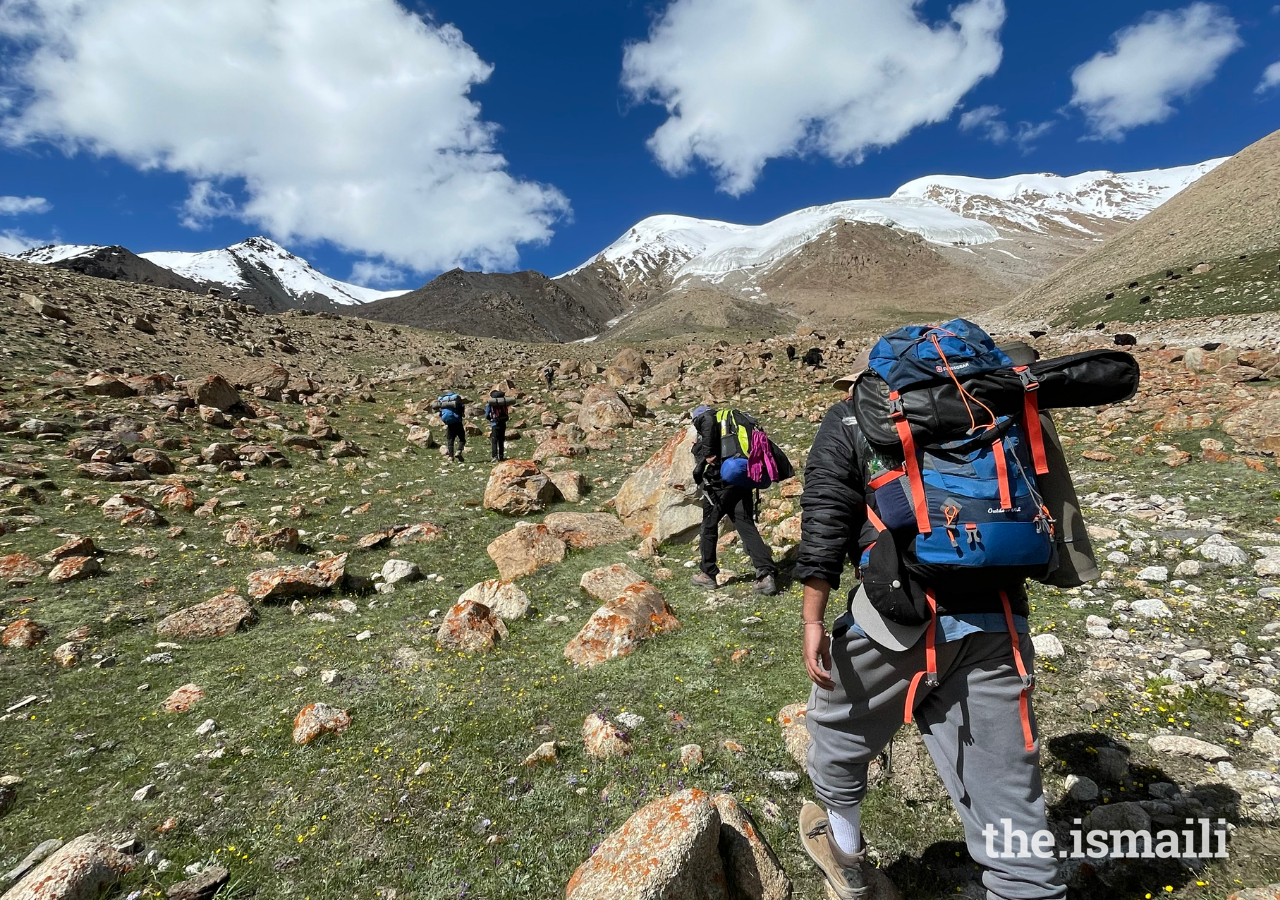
left=223, top=518, right=260, bottom=547
left=613, top=426, right=701, bottom=542
left=578, top=563, right=645, bottom=601
left=247, top=554, right=347, bottom=602
left=486, top=524, right=565, bottom=581
left=4, top=833, right=133, bottom=900
left=457, top=580, right=530, bottom=621
left=390, top=522, right=444, bottom=546
left=582, top=713, right=633, bottom=760
left=772, top=515, right=802, bottom=545
left=292, top=702, right=351, bottom=744
left=0, top=554, right=43, bottom=580
left=436, top=600, right=509, bottom=652
left=483, top=459, right=556, bottom=516
left=53, top=641, right=85, bottom=668
left=48, top=556, right=101, bottom=584
left=565, top=582, right=680, bottom=669
left=1222, top=398, right=1280, bottom=454
left=713, top=793, right=792, bottom=900
left=162, top=683, right=205, bottom=713
left=544, top=512, right=634, bottom=550
left=565, top=788, right=726, bottom=900
left=156, top=593, right=256, bottom=641
left=187, top=373, right=240, bottom=412
left=41, top=536, right=96, bottom=563
left=2, top=619, right=48, bottom=649
left=255, top=527, right=300, bottom=552
left=159, top=484, right=196, bottom=513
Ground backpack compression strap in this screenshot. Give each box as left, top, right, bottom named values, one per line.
left=888, top=391, right=931, bottom=534
left=1000, top=589, right=1036, bottom=752
left=903, top=588, right=939, bottom=726
left=992, top=438, right=1013, bottom=511
left=1013, top=366, right=1050, bottom=476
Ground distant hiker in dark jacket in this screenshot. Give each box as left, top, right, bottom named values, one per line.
left=793, top=356, right=1063, bottom=900
left=690, top=405, right=777, bottom=596
left=543, top=366, right=555, bottom=390
left=486, top=390, right=511, bottom=462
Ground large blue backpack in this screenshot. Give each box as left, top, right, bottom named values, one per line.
left=438, top=393, right=462, bottom=426
left=860, top=319, right=1057, bottom=590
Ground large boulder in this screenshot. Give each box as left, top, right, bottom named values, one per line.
left=565, top=581, right=680, bottom=668
left=457, top=580, right=530, bottom=621
left=156, top=592, right=256, bottom=641
left=486, top=524, right=566, bottom=581
left=544, top=512, right=635, bottom=549
left=83, top=374, right=136, bottom=398
left=483, top=460, right=556, bottom=516
left=437, top=599, right=509, bottom=652
left=578, top=385, right=634, bottom=431
left=247, top=554, right=347, bottom=602
left=713, top=794, right=792, bottom=900
left=1222, top=398, right=1280, bottom=454
left=47, top=556, right=100, bottom=584
left=187, top=373, right=241, bottom=412
left=579, top=563, right=646, bottom=601
left=2, top=619, right=48, bottom=649
left=4, top=834, right=133, bottom=900
left=566, top=788, right=728, bottom=900
left=613, top=426, right=701, bottom=542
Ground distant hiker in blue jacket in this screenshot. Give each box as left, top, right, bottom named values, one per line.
left=435, top=392, right=467, bottom=461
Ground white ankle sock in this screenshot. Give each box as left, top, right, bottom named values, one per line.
left=826, top=806, right=862, bottom=856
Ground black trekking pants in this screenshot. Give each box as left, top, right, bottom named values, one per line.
left=446, top=422, right=466, bottom=458
left=699, top=488, right=776, bottom=579
left=490, top=421, right=507, bottom=460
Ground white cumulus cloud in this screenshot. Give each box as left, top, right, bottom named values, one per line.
left=622, top=0, right=1006, bottom=195
left=1258, top=61, right=1280, bottom=94
left=0, top=0, right=568, bottom=272
left=0, top=195, right=51, bottom=215
left=1070, top=3, right=1241, bottom=140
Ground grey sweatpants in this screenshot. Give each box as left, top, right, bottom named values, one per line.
left=806, top=622, right=1065, bottom=900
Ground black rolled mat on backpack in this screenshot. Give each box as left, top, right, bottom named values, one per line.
left=853, top=349, right=1141, bottom=449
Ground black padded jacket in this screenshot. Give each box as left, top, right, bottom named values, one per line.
left=691, top=410, right=723, bottom=492
left=793, top=400, right=872, bottom=591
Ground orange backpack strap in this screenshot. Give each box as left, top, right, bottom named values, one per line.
left=888, top=391, right=931, bottom=534
left=991, top=438, right=1013, bottom=511
left=866, top=507, right=887, bottom=532
left=903, top=589, right=939, bottom=725
left=1013, top=366, right=1049, bottom=476
left=1000, top=590, right=1036, bottom=753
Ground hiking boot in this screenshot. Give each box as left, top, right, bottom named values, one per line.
left=799, top=801, right=868, bottom=900
left=754, top=574, right=778, bottom=596
left=690, top=572, right=716, bottom=590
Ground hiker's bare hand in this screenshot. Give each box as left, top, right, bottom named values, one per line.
left=804, top=623, right=834, bottom=690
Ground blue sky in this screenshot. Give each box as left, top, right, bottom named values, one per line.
left=0, top=0, right=1277, bottom=287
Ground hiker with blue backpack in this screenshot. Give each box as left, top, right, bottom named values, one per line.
left=432, top=392, right=468, bottom=461
left=690, top=405, right=795, bottom=597
left=793, top=321, right=1136, bottom=900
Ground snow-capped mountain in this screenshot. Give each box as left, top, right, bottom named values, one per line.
left=15, top=236, right=407, bottom=313
left=14, top=244, right=104, bottom=265
left=566, top=158, right=1224, bottom=297
left=564, top=198, right=998, bottom=288
left=892, top=159, right=1227, bottom=234
left=142, top=237, right=405, bottom=307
